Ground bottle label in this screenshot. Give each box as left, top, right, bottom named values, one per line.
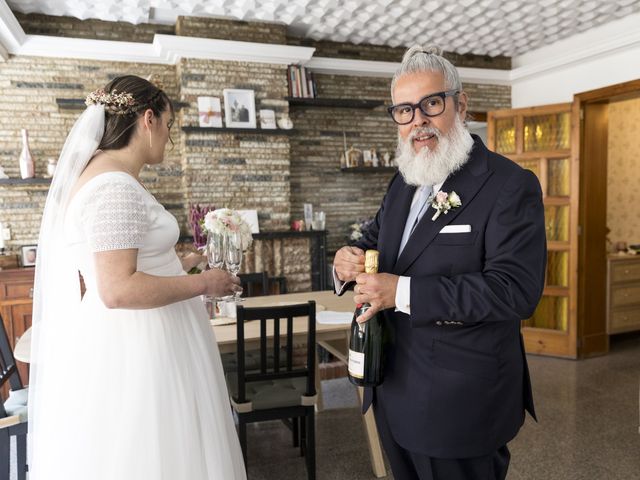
left=348, top=349, right=365, bottom=379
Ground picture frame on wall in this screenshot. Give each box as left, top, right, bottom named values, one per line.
left=197, top=96, right=223, bottom=127
left=259, top=109, right=276, bottom=129
left=237, top=210, right=260, bottom=234
left=20, top=244, right=37, bottom=267
left=223, top=89, right=256, bottom=128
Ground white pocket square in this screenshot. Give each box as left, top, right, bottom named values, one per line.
left=439, top=224, right=471, bottom=233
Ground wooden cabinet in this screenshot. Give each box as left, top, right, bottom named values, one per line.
left=607, top=256, right=640, bottom=334
left=488, top=103, right=578, bottom=358
left=0, top=268, right=34, bottom=395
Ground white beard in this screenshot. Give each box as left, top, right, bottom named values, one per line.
left=394, top=116, right=474, bottom=187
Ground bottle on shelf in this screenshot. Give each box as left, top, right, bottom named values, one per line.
left=348, top=249, right=385, bottom=387
left=18, top=129, right=35, bottom=179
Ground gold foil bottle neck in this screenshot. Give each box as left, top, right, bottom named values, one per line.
left=364, top=250, right=379, bottom=274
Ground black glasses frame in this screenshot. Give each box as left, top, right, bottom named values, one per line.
left=387, top=90, right=459, bottom=125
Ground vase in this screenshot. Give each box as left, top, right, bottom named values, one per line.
left=19, top=129, right=35, bottom=179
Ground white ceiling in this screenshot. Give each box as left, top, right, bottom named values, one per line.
left=7, top=0, right=640, bottom=57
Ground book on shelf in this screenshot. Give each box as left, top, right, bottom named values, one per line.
left=287, top=65, right=316, bottom=99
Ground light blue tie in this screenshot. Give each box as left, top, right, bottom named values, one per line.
left=398, top=185, right=432, bottom=257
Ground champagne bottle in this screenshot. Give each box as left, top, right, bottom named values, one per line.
left=19, top=129, right=35, bottom=179
left=348, top=249, right=385, bottom=387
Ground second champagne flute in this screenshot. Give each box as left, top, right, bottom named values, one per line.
left=225, top=230, right=244, bottom=302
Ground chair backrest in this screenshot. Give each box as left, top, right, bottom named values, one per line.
left=270, top=276, right=288, bottom=294
left=234, top=301, right=316, bottom=405
left=238, top=272, right=270, bottom=297
left=0, top=313, right=23, bottom=402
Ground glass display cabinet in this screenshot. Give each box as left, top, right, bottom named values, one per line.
left=488, top=104, right=577, bottom=357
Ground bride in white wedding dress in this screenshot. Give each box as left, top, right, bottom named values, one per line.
left=28, top=75, right=247, bottom=479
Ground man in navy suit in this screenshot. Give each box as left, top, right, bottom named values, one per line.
left=334, top=45, right=546, bottom=480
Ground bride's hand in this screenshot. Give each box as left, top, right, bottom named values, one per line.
left=181, top=252, right=206, bottom=272
left=200, top=268, right=242, bottom=297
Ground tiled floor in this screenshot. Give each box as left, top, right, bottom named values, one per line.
left=247, top=333, right=640, bottom=479
left=11, top=333, right=640, bottom=479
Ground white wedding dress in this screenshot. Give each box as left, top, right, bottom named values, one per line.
left=29, top=171, right=246, bottom=479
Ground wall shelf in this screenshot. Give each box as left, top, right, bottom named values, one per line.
left=340, top=167, right=396, bottom=173
left=0, top=178, right=52, bottom=185
left=181, top=126, right=297, bottom=135
left=286, top=97, right=384, bottom=109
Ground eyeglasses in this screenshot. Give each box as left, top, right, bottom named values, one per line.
left=387, top=90, right=459, bottom=125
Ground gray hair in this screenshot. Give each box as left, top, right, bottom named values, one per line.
left=391, top=45, right=462, bottom=100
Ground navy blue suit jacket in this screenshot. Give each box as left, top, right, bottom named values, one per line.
left=345, top=135, right=545, bottom=459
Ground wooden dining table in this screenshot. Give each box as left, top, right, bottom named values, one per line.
left=214, top=290, right=386, bottom=478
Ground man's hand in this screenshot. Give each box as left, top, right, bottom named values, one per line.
left=353, top=273, right=399, bottom=323
left=334, top=246, right=366, bottom=283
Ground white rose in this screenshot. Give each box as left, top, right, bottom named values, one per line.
left=448, top=191, right=462, bottom=207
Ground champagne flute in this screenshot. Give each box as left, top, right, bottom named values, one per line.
left=206, top=231, right=226, bottom=301
left=225, top=230, right=244, bottom=302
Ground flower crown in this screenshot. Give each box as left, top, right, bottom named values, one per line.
left=85, top=88, right=138, bottom=115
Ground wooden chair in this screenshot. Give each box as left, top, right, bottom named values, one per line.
left=238, top=272, right=270, bottom=298
left=228, top=302, right=316, bottom=479
left=238, top=272, right=288, bottom=297
left=223, top=272, right=289, bottom=372
left=270, top=275, right=288, bottom=294
left=0, top=313, right=28, bottom=480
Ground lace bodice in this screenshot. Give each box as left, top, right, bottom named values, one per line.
left=65, top=172, right=183, bottom=291
left=81, top=179, right=148, bottom=252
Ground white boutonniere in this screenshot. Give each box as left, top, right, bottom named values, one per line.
left=431, top=191, right=462, bottom=221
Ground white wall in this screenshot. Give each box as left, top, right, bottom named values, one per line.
left=510, top=13, right=640, bottom=108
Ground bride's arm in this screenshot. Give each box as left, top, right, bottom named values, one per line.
left=93, top=249, right=239, bottom=309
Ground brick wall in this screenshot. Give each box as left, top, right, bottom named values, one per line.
left=14, top=12, right=172, bottom=42
left=1, top=14, right=512, bottom=289
left=176, top=16, right=287, bottom=44
left=287, top=37, right=511, bottom=69
left=177, top=58, right=291, bottom=230
left=289, top=74, right=510, bottom=256
left=0, top=56, right=182, bottom=245
left=289, top=74, right=396, bottom=256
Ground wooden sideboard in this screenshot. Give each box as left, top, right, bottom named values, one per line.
left=606, top=255, right=640, bottom=334
left=0, top=268, right=34, bottom=397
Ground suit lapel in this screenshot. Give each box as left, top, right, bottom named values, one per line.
left=380, top=182, right=415, bottom=274
left=392, top=136, right=493, bottom=275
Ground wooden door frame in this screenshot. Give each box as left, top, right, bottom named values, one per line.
left=574, top=79, right=640, bottom=357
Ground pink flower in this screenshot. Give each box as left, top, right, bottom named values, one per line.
left=431, top=190, right=462, bottom=221
left=435, top=191, right=448, bottom=204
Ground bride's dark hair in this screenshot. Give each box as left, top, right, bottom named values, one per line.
left=96, top=75, right=173, bottom=151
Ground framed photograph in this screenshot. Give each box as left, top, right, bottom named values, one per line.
left=237, top=210, right=260, bottom=234
left=259, top=109, right=276, bottom=129
left=20, top=244, right=37, bottom=267
left=223, top=89, right=256, bottom=128
left=197, top=96, right=223, bottom=127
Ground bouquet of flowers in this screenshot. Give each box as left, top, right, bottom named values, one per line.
left=348, top=217, right=374, bottom=243
left=189, top=203, right=215, bottom=250
left=202, top=208, right=253, bottom=250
